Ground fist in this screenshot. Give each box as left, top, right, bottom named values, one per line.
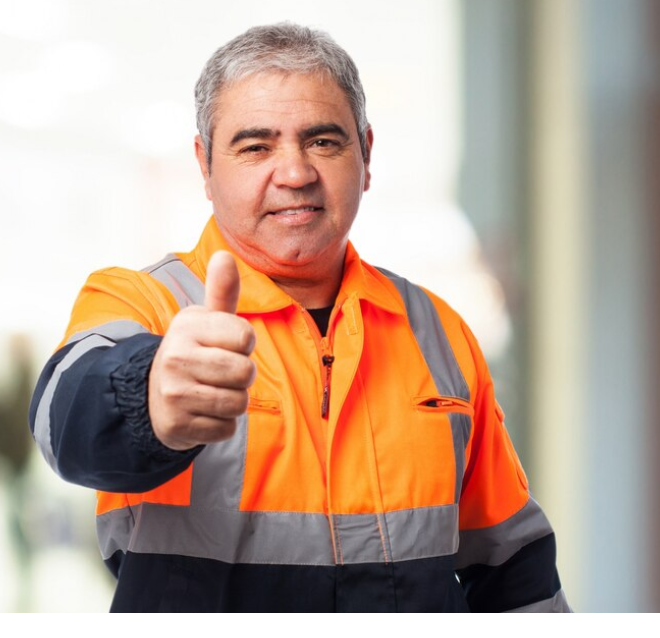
left=148, top=251, right=256, bottom=450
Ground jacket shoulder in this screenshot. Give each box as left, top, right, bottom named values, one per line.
left=371, top=265, right=485, bottom=397
left=61, top=264, right=181, bottom=346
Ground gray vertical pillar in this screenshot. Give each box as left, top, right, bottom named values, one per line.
left=459, top=0, right=532, bottom=463
left=461, top=0, right=657, bottom=611
left=580, top=0, right=653, bottom=613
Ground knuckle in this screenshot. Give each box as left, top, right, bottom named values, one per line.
left=161, top=350, right=186, bottom=372
left=213, top=389, right=248, bottom=418
left=236, top=390, right=249, bottom=414
left=160, top=381, right=185, bottom=401
left=235, top=357, right=256, bottom=386
left=237, top=320, right=256, bottom=353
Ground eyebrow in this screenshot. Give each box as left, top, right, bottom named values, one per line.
left=229, top=123, right=350, bottom=147
left=300, top=123, right=349, bottom=142
left=230, top=128, right=280, bottom=146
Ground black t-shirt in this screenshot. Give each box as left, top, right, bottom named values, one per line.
left=307, top=306, right=333, bottom=337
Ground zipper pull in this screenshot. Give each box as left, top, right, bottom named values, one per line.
left=321, top=354, right=335, bottom=418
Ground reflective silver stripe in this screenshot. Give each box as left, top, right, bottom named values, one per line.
left=376, top=268, right=469, bottom=402
left=144, top=254, right=205, bottom=308
left=333, top=514, right=388, bottom=564
left=64, top=319, right=149, bottom=347
left=34, top=335, right=115, bottom=472
left=97, top=413, right=247, bottom=561
left=377, top=268, right=471, bottom=501
left=190, top=414, right=247, bottom=510
left=450, top=413, right=471, bottom=502
left=505, top=589, right=572, bottom=613
left=100, top=503, right=458, bottom=565
left=131, top=505, right=336, bottom=565
left=385, top=505, right=459, bottom=561
left=456, top=497, right=553, bottom=569
left=97, top=505, right=136, bottom=559
left=96, top=415, right=250, bottom=561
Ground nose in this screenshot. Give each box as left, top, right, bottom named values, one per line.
left=271, top=148, right=318, bottom=189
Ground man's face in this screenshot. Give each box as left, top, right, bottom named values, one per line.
left=195, top=72, right=372, bottom=282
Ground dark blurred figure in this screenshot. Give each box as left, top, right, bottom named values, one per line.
left=0, top=334, right=34, bottom=473
left=0, top=334, right=36, bottom=610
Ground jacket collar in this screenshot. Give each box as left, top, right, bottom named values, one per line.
left=191, top=216, right=406, bottom=316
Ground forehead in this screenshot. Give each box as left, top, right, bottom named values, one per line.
left=212, top=72, right=356, bottom=136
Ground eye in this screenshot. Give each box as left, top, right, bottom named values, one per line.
left=308, top=138, right=344, bottom=156
left=239, top=144, right=269, bottom=155
left=310, top=138, right=339, bottom=148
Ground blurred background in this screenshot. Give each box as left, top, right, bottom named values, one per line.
left=0, top=0, right=657, bottom=612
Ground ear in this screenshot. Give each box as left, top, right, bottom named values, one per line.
left=194, top=134, right=213, bottom=201
left=363, top=126, right=374, bottom=192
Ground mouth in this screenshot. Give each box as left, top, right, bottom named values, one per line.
left=267, top=205, right=324, bottom=216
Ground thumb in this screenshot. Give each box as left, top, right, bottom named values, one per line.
left=204, top=251, right=240, bottom=313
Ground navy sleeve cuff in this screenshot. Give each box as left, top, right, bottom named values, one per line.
left=110, top=342, right=204, bottom=462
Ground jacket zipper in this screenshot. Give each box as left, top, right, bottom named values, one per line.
left=321, top=353, right=335, bottom=419
left=300, top=306, right=336, bottom=420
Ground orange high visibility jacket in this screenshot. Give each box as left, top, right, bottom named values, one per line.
left=30, top=217, right=569, bottom=612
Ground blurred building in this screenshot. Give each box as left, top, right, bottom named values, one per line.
left=461, top=0, right=659, bottom=612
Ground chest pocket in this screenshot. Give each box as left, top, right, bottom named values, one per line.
left=409, top=395, right=473, bottom=506
left=240, top=395, right=329, bottom=514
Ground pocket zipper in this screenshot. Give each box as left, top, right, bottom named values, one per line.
left=414, top=396, right=474, bottom=417
left=248, top=397, right=282, bottom=415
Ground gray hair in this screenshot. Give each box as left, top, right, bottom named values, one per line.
left=195, top=23, right=369, bottom=167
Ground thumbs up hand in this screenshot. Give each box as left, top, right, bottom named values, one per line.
left=148, top=251, right=256, bottom=450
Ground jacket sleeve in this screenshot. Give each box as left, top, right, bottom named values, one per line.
left=28, top=269, right=203, bottom=493
left=455, top=322, right=571, bottom=612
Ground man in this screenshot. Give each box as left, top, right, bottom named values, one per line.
left=30, top=23, right=570, bottom=612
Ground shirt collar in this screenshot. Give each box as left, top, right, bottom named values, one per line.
left=191, top=216, right=406, bottom=316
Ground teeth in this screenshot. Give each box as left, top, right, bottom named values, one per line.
left=274, top=206, right=318, bottom=215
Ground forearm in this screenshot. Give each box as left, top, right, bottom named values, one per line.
left=456, top=497, right=570, bottom=612
left=29, top=332, right=202, bottom=492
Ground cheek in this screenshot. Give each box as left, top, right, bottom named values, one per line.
left=322, top=158, right=358, bottom=187
left=334, top=174, right=365, bottom=220
left=211, top=171, right=264, bottom=214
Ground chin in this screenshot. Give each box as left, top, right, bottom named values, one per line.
left=267, top=242, right=323, bottom=265
left=268, top=252, right=317, bottom=269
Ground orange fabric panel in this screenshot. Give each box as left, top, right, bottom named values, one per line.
left=60, top=268, right=181, bottom=349
left=96, top=464, right=194, bottom=515
left=457, top=322, right=529, bottom=529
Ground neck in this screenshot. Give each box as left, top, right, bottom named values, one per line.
left=270, top=267, right=343, bottom=308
